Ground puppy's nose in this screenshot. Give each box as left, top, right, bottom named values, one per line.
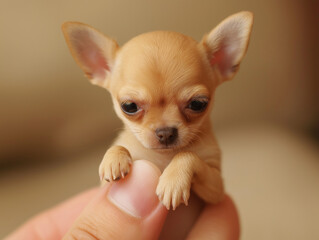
left=155, top=127, right=178, bottom=146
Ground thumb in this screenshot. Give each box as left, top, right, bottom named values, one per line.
left=63, top=160, right=168, bottom=240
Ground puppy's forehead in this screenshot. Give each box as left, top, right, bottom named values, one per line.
left=113, top=31, right=211, bottom=95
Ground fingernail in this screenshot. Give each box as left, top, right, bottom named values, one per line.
left=108, top=160, right=161, bottom=218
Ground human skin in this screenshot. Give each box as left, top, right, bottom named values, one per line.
left=5, top=160, right=240, bottom=240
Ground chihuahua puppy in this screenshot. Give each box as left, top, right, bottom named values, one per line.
left=62, top=12, right=253, bottom=210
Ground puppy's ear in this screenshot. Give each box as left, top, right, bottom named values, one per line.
left=201, top=11, right=253, bottom=82
left=62, top=22, right=118, bottom=88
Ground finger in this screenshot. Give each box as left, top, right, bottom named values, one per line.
left=186, top=195, right=240, bottom=240
left=5, top=188, right=100, bottom=240
left=63, top=160, right=168, bottom=240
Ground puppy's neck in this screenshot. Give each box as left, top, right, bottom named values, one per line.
left=114, top=118, right=214, bottom=171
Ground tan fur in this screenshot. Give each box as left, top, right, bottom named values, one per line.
left=62, top=11, right=253, bottom=210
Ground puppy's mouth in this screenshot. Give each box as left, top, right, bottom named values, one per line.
left=133, top=126, right=188, bottom=151
left=149, top=145, right=178, bottom=151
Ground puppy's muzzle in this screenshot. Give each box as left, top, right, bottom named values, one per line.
left=155, top=127, right=178, bottom=146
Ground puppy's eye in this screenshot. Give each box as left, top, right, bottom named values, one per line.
left=187, top=99, right=208, bottom=112
left=121, top=101, right=139, bottom=115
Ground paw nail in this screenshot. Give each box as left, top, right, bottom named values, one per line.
left=121, top=171, right=128, bottom=178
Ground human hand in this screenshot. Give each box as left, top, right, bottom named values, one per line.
left=5, top=160, right=239, bottom=240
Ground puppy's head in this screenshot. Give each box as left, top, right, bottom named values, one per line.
left=62, top=12, right=253, bottom=150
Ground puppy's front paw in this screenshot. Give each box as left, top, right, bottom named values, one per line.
left=156, top=171, right=191, bottom=210
left=99, top=146, right=132, bottom=182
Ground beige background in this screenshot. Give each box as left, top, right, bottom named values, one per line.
left=0, top=0, right=318, bottom=239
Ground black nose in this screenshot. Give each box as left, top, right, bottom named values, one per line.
left=155, top=127, right=178, bottom=146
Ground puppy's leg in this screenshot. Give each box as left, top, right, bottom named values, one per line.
left=99, top=145, right=132, bottom=182
left=191, top=163, right=224, bottom=204
left=156, top=152, right=224, bottom=210
left=156, top=152, right=193, bottom=210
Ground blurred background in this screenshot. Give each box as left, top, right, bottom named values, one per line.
left=0, top=0, right=318, bottom=239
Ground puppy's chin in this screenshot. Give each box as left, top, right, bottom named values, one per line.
left=149, top=144, right=179, bottom=151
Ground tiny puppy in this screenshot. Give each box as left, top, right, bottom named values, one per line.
left=62, top=11, right=253, bottom=210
